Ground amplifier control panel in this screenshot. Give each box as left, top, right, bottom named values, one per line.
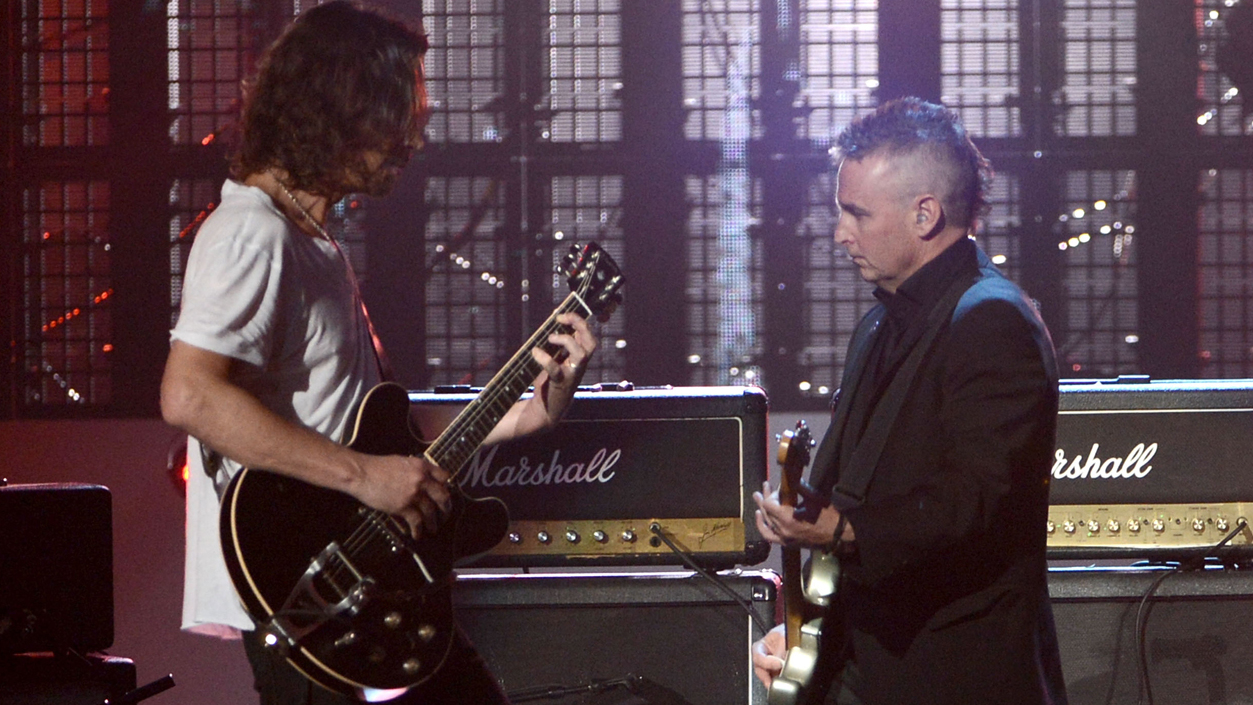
left=487, top=518, right=746, bottom=559
left=1047, top=503, right=1253, bottom=555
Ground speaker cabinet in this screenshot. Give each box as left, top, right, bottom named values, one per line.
left=0, top=483, right=113, bottom=653
left=454, top=571, right=777, bottom=705
left=1050, top=567, right=1253, bottom=705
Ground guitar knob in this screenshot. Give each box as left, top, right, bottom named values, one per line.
left=402, top=658, right=421, bottom=675
left=384, top=612, right=402, bottom=629
left=418, top=624, right=437, bottom=642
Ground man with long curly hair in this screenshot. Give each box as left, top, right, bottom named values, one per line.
left=160, top=3, right=595, bottom=703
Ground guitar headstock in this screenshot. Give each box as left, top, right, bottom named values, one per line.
left=776, top=420, right=814, bottom=505
left=561, top=242, right=625, bottom=322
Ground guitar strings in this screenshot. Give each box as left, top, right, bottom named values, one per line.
left=314, top=263, right=603, bottom=593
left=427, top=295, right=583, bottom=472
left=432, top=300, right=572, bottom=459
left=428, top=252, right=602, bottom=467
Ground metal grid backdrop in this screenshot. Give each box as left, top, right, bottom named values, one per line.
left=14, top=0, right=112, bottom=409
left=6, top=0, right=1253, bottom=415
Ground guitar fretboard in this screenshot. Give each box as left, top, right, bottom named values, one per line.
left=424, top=292, right=590, bottom=475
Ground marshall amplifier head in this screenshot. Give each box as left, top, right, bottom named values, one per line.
left=1050, top=377, right=1253, bottom=559
left=410, top=385, right=771, bottom=569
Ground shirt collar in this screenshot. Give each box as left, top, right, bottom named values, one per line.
left=873, top=236, right=978, bottom=323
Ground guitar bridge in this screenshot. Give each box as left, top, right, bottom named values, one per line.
left=262, top=541, right=375, bottom=652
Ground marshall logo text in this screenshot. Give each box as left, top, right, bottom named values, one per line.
left=1051, top=442, right=1157, bottom=480
left=458, top=444, right=623, bottom=489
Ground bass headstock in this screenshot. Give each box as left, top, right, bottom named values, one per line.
left=560, top=242, right=625, bottom=321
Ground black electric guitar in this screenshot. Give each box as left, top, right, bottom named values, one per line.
left=219, top=242, right=624, bottom=699
left=767, top=420, right=840, bottom=705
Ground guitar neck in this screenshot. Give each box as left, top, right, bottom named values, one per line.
left=424, top=292, right=591, bottom=475
left=777, top=428, right=807, bottom=650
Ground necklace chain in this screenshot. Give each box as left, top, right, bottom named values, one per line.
left=276, top=181, right=334, bottom=243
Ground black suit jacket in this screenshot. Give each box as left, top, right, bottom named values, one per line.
left=812, top=240, right=1068, bottom=705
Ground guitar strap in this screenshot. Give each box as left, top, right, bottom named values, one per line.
left=799, top=307, right=883, bottom=514
left=823, top=271, right=978, bottom=510
left=327, top=234, right=393, bottom=383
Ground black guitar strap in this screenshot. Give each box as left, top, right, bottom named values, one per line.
left=825, top=272, right=978, bottom=510
left=800, top=307, right=884, bottom=512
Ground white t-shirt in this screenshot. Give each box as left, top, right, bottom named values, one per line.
left=172, top=179, right=381, bottom=636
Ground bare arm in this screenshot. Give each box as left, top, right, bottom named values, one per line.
left=484, top=313, right=598, bottom=445
left=160, top=340, right=449, bottom=536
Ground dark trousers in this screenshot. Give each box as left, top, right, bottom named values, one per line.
left=804, top=635, right=863, bottom=705
left=243, top=628, right=510, bottom=705
left=821, top=660, right=864, bottom=705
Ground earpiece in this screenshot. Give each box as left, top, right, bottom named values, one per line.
left=917, top=213, right=926, bottom=224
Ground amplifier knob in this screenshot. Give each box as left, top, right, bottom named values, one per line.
left=1046, top=520, right=1055, bottom=534
left=592, top=530, right=608, bottom=543
left=1107, top=520, right=1120, bottom=533
left=565, top=529, right=581, bottom=543
left=1086, top=520, right=1100, bottom=534
left=1193, top=518, right=1206, bottom=533
left=1062, top=520, right=1076, bottom=535
left=1218, top=518, right=1230, bottom=532
left=1128, top=519, right=1141, bottom=533
left=621, top=529, right=637, bottom=543
left=1152, top=519, right=1165, bottom=533
left=508, top=532, right=523, bottom=544
left=537, top=531, right=552, bottom=544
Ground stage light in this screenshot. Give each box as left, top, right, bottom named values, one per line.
left=167, top=434, right=188, bottom=498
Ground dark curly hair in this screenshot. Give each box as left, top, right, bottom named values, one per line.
left=836, top=97, right=992, bottom=230
left=233, top=1, right=428, bottom=198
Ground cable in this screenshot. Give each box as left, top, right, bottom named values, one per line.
left=1135, top=518, right=1249, bottom=705
left=647, top=522, right=773, bottom=637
